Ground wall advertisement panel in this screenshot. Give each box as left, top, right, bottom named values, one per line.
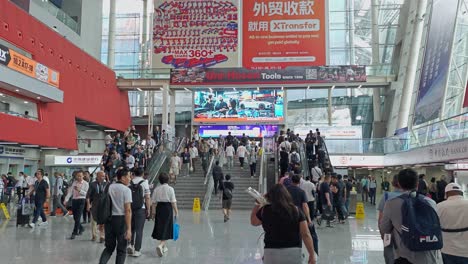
left=242, top=0, right=326, bottom=69
left=152, top=0, right=239, bottom=68
left=198, top=125, right=278, bottom=138
left=413, top=0, right=459, bottom=125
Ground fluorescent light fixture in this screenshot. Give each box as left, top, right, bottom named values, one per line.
left=136, top=88, right=143, bottom=92
left=307, top=86, right=310, bottom=90
left=356, top=115, right=362, bottom=121
left=357, top=85, right=362, bottom=89
left=233, top=87, right=236, bottom=91
left=41, top=147, right=58, bottom=150
left=281, top=86, right=284, bottom=90
left=15, top=89, right=19, bottom=92
left=0, top=142, right=18, bottom=145
left=24, top=101, right=29, bottom=104
left=159, top=87, right=164, bottom=91
left=331, top=85, right=335, bottom=90
left=84, top=129, right=99, bottom=132
left=184, top=87, right=190, bottom=92
left=104, top=129, right=117, bottom=132
left=21, top=145, right=39, bottom=147
left=36, top=96, right=41, bottom=99
left=257, top=87, right=260, bottom=91
left=0, top=93, right=3, bottom=96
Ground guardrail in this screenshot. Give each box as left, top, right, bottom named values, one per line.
left=201, top=154, right=216, bottom=211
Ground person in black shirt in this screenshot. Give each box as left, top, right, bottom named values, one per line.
left=343, top=175, right=353, bottom=212
left=279, top=147, right=289, bottom=176
left=319, top=175, right=333, bottom=227
left=250, top=184, right=316, bottom=264
left=331, top=175, right=346, bottom=224
left=212, top=161, right=223, bottom=195
left=219, top=174, right=234, bottom=222
left=286, top=175, right=312, bottom=224
left=29, top=171, right=50, bottom=228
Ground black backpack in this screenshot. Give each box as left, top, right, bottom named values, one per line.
left=399, top=192, right=443, bottom=251
left=96, top=183, right=113, bottom=225
left=130, top=180, right=145, bottom=211
left=223, top=182, right=233, bottom=199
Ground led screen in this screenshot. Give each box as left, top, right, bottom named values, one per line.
left=198, top=125, right=279, bottom=138
left=193, top=89, right=284, bottom=123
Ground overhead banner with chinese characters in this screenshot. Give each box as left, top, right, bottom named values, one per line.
left=0, top=43, right=60, bottom=87
left=170, top=66, right=366, bottom=85
left=152, top=0, right=239, bottom=68
left=242, top=0, right=326, bottom=69
left=413, top=0, right=459, bottom=125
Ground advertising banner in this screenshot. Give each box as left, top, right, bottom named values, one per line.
left=170, top=65, right=366, bottom=85
left=413, top=0, right=459, bottom=125
left=242, top=0, right=326, bottom=69
left=198, top=125, right=279, bottom=138
left=152, top=0, right=239, bottom=68
left=0, top=43, right=60, bottom=87
left=193, top=89, right=284, bottom=123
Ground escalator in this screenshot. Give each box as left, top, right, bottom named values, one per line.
left=146, top=137, right=187, bottom=186
left=300, top=138, right=334, bottom=178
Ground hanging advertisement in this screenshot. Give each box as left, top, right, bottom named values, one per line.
left=198, top=125, right=279, bottom=138
left=242, top=0, right=326, bottom=69
left=152, top=0, right=239, bottom=68
left=0, top=43, right=60, bottom=87
left=170, top=65, right=366, bottom=85
left=413, top=0, right=459, bottom=125
left=193, top=89, right=284, bottom=123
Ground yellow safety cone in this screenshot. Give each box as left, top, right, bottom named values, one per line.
left=192, top=198, right=201, bottom=212
left=356, top=202, right=365, bottom=219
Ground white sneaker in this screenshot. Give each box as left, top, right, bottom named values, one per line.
left=132, top=251, right=142, bottom=257
left=156, top=245, right=163, bottom=257
left=127, top=245, right=135, bottom=255
left=28, top=223, right=35, bottom=228
left=163, top=245, right=168, bottom=253
left=39, top=221, right=48, bottom=227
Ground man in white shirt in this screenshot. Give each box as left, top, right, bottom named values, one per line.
left=279, top=139, right=291, bottom=153
left=236, top=144, right=247, bottom=169
left=127, top=168, right=150, bottom=257
left=436, top=183, right=468, bottom=263
left=300, top=175, right=317, bottom=221
left=65, top=171, right=89, bottom=240
left=225, top=143, right=235, bottom=170
left=15, top=172, right=25, bottom=200
left=99, top=168, right=132, bottom=264
left=310, top=165, right=322, bottom=183
left=125, top=151, right=135, bottom=170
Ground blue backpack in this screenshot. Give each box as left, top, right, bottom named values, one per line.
left=398, top=192, right=443, bottom=252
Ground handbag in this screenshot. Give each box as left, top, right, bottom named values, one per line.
left=322, top=206, right=335, bottom=221
left=22, top=198, right=34, bottom=215
left=173, top=218, right=179, bottom=241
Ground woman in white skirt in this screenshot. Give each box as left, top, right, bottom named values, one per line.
left=250, top=184, right=316, bottom=264
left=151, top=173, right=178, bottom=257
left=169, top=152, right=181, bottom=184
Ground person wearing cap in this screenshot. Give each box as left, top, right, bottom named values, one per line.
left=436, top=182, right=468, bottom=264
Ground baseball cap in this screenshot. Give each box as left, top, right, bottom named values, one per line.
left=445, top=183, right=463, bottom=193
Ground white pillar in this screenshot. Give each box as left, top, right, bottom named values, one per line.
left=328, top=87, right=333, bottom=126
left=161, top=86, right=169, bottom=131
left=169, top=91, right=176, bottom=136
left=107, top=0, right=117, bottom=68
left=348, top=0, right=356, bottom=65
left=396, top=0, right=428, bottom=129
left=373, top=88, right=382, bottom=122
left=371, top=0, right=380, bottom=65
left=141, top=0, right=148, bottom=73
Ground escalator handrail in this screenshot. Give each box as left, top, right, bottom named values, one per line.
left=202, top=154, right=216, bottom=210
left=321, top=137, right=334, bottom=172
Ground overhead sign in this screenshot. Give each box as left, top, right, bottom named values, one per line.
left=0, top=146, right=25, bottom=157
left=0, top=43, right=60, bottom=87
left=52, top=155, right=102, bottom=166
left=198, top=125, right=279, bottom=138
left=242, top=0, right=326, bottom=69
left=152, top=0, right=239, bottom=68
left=170, top=66, right=366, bottom=85
left=329, top=155, right=385, bottom=167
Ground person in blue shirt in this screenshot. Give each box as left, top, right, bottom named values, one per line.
left=377, top=174, right=402, bottom=264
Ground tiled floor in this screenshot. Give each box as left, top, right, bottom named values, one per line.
left=0, top=204, right=384, bottom=264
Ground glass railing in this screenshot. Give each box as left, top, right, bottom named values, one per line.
left=324, top=138, right=408, bottom=155
left=31, top=0, right=81, bottom=34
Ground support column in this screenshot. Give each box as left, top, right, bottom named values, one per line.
left=348, top=0, right=356, bottom=65
left=161, top=86, right=169, bottom=131
left=373, top=88, right=382, bottom=122
left=107, top=0, right=117, bottom=68
left=169, top=91, right=176, bottom=137
left=141, top=0, right=149, bottom=73
left=328, top=87, right=333, bottom=126
left=371, top=0, right=380, bottom=65
left=396, top=0, right=428, bottom=129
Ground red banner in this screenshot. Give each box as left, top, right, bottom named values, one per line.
left=242, top=0, right=326, bottom=69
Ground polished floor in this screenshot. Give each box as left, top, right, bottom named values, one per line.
left=0, top=204, right=384, bottom=264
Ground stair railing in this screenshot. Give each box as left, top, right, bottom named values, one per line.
left=148, top=137, right=187, bottom=186
left=321, top=137, right=334, bottom=173
left=201, top=151, right=218, bottom=210
left=298, top=141, right=310, bottom=179
left=258, top=140, right=267, bottom=193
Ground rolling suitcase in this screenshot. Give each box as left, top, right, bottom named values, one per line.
left=16, top=198, right=33, bottom=227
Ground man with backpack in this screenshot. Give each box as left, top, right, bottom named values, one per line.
left=379, top=169, right=443, bottom=264
left=127, top=168, right=150, bottom=258
left=219, top=174, right=234, bottom=222
left=289, top=149, right=301, bottom=168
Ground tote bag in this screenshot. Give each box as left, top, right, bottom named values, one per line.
left=173, top=218, right=180, bottom=241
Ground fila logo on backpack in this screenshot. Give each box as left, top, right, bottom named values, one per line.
left=399, top=192, right=443, bottom=251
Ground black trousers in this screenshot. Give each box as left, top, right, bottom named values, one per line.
left=100, top=216, right=127, bottom=264
left=213, top=178, right=220, bottom=195
left=72, top=199, right=85, bottom=235
left=131, top=209, right=146, bottom=251
left=239, top=157, right=245, bottom=167
left=250, top=162, right=256, bottom=176
left=307, top=201, right=315, bottom=220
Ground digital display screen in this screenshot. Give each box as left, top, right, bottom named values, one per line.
left=193, top=89, right=284, bottom=123
left=198, top=125, right=279, bottom=138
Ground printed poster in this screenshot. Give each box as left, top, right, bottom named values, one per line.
left=242, top=0, right=326, bottom=69
left=413, top=0, right=459, bottom=125
left=152, top=0, right=239, bottom=68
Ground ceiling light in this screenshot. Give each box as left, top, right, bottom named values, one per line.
left=331, top=85, right=335, bottom=90
left=356, top=115, right=362, bottom=121
left=233, top=87, right=236, bottom=91
left=281, top=86, right=284, bottom=90
left=84, top=129, right=99, bottom=132
left=136, top=88, right=143, bottom=91
left=21, top=145, right=39, bottom=148
left=257, top=87, right=260, bottom=91
left=15, top=89, right=19, bottom=92
left=36, top=96, right=41, bottom=99
left=159, top=87, right=164, bottom=91
left=184, top=87, right=190, bottom=92
left=104, top=129, right=117, bottom=132
left=24, top=101, right=29, bottom=104
left=0, top=93, right=3, bottom=96
left=41, top=147, right=58, bottom=150
left=307, top=86, right=310, bottom=90
left=0, top=142, right=18, bottom=145
left=357, top=85, right=362, bottom=89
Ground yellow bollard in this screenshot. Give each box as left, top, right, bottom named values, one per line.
left=355, top=202, right=365, bottom=219
left=192, top=198, right=201, bottom=212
